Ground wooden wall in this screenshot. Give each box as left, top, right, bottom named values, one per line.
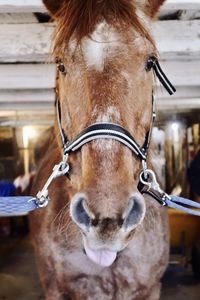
left=0, top=0, right=199, bottom=120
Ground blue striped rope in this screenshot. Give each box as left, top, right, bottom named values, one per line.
left=0, top=196, right=38, bottom=216
left=0, top=195, right=200, bottom=217
left=167, top=195, right=200, bottom=216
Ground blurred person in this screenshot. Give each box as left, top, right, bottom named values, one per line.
left=14, top=171, right=35, bottom=196
left=0, top=163, right=17, bottom=236
left=187, top=149, right=200, bottom=201
left=0, top=163, right=16, bottom=197
left=188, top=149, right=200, bottom=278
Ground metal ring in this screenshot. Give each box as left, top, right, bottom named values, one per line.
left=139, top=169, right=155, bottom=186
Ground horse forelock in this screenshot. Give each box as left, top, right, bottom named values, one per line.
left=53, top=0, right=155, bottom=57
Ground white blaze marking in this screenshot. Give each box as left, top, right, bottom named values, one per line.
left=82, top=21, right=119, bottom=71
left=95, top=106, right=120, bottom=123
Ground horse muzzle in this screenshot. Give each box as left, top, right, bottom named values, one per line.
left=70, top=192, right=146, bottom=267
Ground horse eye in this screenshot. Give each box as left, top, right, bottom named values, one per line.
left=145, top=56, right=156, bottom=72
left=58, top=63, right=67, bottom=75
left=55, top=58, right=67, bottom=75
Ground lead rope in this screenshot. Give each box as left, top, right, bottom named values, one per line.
left=0, top=158, right=70, bottom=216
left=138, top=169, right=200, bottom=216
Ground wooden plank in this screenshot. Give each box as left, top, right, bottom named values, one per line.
left=1, top=86, right=199, bottom=104
left=153, top=20, right=200, bottom=60
left=0, top=23, right=54, bottom=62
left=0, top=89, right=55, bottom=102
left=159, top=9, right=200, bottom=21
left=162, top=0, right=200, bottom=11
left=1, top=96, right=199, bottom=113
left=161, top=60, right=200, bottom=86
left=0, top=87, right=199, bottom=112
left=0, top=59, right=199, bottom=90
left=0, top=0, right=200, bottom=13
left=0, top=118, right=54, bottom=127
left=177, top=10, right=200, bottom=20
left=0, top=13, right=38, bottom=24
left=157, top=98, right=200, bottom=111
left=0, top=102, right=54, bottom=112
left=0, top=110, right=54, bottom=126
left=157, top=86, right=200, bottom=99
left=0, top=21, right=199, bottom=62
left=0, top=64, right=56, bottom=89
left=0, top=88, right=199, bottom=105
left=0, top=0, right=46, bottom=13
left=0, top=109, right=54, bottom=118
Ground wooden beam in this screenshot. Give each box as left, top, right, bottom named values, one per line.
left=161, top=60, right=200, bottom=86
left=0, top=0, right=200, bottom=13
left=0, top=109, right=54, bottom=127
left=0, top=13, right=38, bottom=24
left=0, top=59, right=199, bottom=90
left=157, top=98, right=200, bottom=111
left=0, top=86, right=199, bottom=112
left=0, top=64, right=56, bottom=89
left=1, top=96, right=199, bottom=113
left=153, top=20, right=200, bottom=60
left=0, top=23, right=53, bottom=63
left=176, top=10, right=200, bottom=21
left=0, top=0, right=46, bottom=13
left=0, top=110, right=54, bottom=118
left=157, top=86, right=200, bottom=99
left=162, top=0, right=200, bottom=11
left=0, top=21, right=199, bottom=62
left=0, top=89, right=55, bottom=102
left=0, top=118, right=54, bottom=127
left=0, top=86, right=199, bottom=104
left=0, top=102, right=54, bottom=111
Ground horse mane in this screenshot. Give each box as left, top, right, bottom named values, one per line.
left=53, top=0, right=154, bottom=56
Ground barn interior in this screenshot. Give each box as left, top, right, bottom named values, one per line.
left=0, top=1, right=200, bottom=299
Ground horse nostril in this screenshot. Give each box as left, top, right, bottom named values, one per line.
left=123, top=195, right=146, bottom=230
left=91, top=218, right=98, bottom=227
left=70, top=195, right=91, bottom=229
left=118, top=218, right=124, bottom=227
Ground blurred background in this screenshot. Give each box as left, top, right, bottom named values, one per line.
left=0, top=1, right=200, bottom=299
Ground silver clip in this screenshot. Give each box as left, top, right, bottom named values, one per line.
left=36, top=154, right=70, bottom=208
left=139, top=169, right=170, bottom=206
left=140, top=169, right=163, bottom=193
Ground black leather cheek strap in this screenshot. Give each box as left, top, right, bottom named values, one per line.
left=153, top=60, right=176, bottom=95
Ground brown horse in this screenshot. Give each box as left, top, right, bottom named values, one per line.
left=30, top=1, right=169, bottom=299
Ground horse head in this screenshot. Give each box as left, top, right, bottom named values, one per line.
left=43, top=0, right=166, bottom=267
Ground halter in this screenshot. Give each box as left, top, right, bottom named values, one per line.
left=56, top=101, right=155, bottom=162
left=56, top=57, right=175, bottom=166
left=37, top=57, right=176, bottom=208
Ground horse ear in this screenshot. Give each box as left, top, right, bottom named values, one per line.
left=43, top=0, right=64, bottom=16
left=142, top=0, right=166, bottom=18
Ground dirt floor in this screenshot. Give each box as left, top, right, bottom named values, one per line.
left=0, top=235, right=200, bottom=300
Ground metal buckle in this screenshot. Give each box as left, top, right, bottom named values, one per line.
left=139, top=169, right=170, bottom=206
left=36, top=154, right=70, bottom=208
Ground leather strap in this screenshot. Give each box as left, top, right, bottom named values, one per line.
left=64, top=122, right=147, bottom=160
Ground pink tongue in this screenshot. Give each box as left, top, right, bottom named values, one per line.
left=84, top=244, right=117, bottom=267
